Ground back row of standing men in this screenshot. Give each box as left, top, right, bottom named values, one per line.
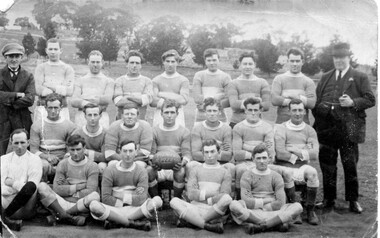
left=0, top=39, right=375, bottom=233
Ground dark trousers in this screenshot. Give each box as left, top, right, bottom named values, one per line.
left=319, top=137, right=359, bottom=202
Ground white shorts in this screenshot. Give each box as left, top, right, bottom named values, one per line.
left=157, top=169, right=174, bottom=182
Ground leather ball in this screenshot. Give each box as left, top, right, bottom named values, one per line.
left=152, top=151, right=181, bottom=170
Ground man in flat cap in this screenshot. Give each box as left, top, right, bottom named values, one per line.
left=0, top=43, right=36, bottom=155
left=150, top=49, right=189, bottom=127
left=312, top=43, right=375, bottom=214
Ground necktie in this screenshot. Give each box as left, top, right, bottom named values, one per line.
left=9, top=69, right=18, bottom=81
left=337, top=70, right=342, bottom=81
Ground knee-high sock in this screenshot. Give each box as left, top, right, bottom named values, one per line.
left=90, top=201, right=130, bottom=226
left=148, top=180, right=159, bottom=197
left=173, top=181, right=185, bottom=198
left=203, top=194, right=232, bottom=222
left=262, top=215, right=283, bottom=229
left=285, top=186, right=296, bottom=203
left=47, top=199, right=71, bottom=220
left=66, top=192, right=100, bottom=215
left=180, top=207, right=205, bottom=228
left=306, top=187, right=318, bottom=208
left=5, top=182, right=36, bottom=217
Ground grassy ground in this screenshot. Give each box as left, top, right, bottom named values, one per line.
left=0, top=60, right=377, bottom=238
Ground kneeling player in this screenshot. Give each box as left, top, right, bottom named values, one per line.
left=147, top=100, right=191, bottom=199
left=38, top=135, right=100, bottom=226
left=170, top=139, right=232, bottom=234
left=230, top=143, right=302, bottom=234
left=89, top=141, right=162, bottom=231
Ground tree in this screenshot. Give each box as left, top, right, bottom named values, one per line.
left=43, top=21, right=57, bottom=40
left=76, top=40, right=102, bottom=62
left=22, top=33, right=36, bottom=57
left=277, top=34, right=320, bottom=75
left=187, top=26, right=216, bottom=66
left=130, top=15, right=186, bottom=66
left=235, top=35, right=281, bottom=76
left=212, top=23, right=240, bottom=49
left=14, top=17, right=31, bottom=28
left=0, top=13, right=9, bottom=27
left=101, top=30, right=120, bottom=64
left=36, top=37, right=47, bottom=57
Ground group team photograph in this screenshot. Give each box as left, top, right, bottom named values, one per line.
left=0, top=0, right=378, bottom=237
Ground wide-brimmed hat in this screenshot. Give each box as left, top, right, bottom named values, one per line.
left=2, top=43, right=25, bottom=56
left=331, top=43, right=352, bottom=57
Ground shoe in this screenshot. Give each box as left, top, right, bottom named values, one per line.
left=204, top=222, right=224, bottom=234
left=349, top=201, right=363, bottom=214
left=64, top=215, right=86, bottom=226
left=2, top=216, right=22, bottom=231
left=276, top=223, right=289, bottom=232
left=244, top=223, right=263, bottom=235
left=307, top=210, right=319, bottom=225
left=293, top=214, right=303, bottom=224
left=129, top=220, right=151, bottom=231
left=46, top=215, right=58, bottom=226
left=104, top=220, right=121, bottom=230
left=176, top=218, right=188, bottom=228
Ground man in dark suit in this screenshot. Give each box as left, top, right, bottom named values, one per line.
left=312, top=43, right=375, bottom=214
left=0, top=43, right=36, bottom=155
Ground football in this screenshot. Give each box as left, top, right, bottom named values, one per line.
left=152, top=151, right=181, bottom=170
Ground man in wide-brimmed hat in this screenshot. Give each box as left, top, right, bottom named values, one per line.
left=0, top=43, right=36, bottom=155
left=312, top=42, right=375, bottom=214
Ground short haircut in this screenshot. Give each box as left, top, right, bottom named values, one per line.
left=288, top=98, right=304, bottom=110
left=10, top=128, right=28, bottom=141
left=88, top=50, right=103, bottom=60
left=243, top=97, right=262, bottom=109
left=45, top=93, right=63, bottom=106
left=46, top=38, right=62, bottom=48
left=252, top=143, right=268, bottom=157
left=120, top=140, right=137, bottom=150
left=202, top=139, right=220, bottom=152
left=287, top=47, right=304, bottom=59
left=125, top=50, right=144, bottom=63
left=83, top=103, right=102, bottom=115
left=203, top=48, right=219, bottom=59
left=203, top=97, right=222, bottom=111
left=239, top=51, right=256, bottom=63
left=161, top=99, right=179, bottom=113
left=67, top=134, right=86, bottom=148
left=161, top=49, right=180, bottom=62
left=122, top=104, right=139, bottom=114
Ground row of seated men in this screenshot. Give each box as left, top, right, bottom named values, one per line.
left=1, top=92, right=319, bottom=234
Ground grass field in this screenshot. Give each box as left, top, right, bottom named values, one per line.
left=0, top=58, right=377, bottom=238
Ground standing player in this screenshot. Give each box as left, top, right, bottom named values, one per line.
left=271, top=48, right=316, bottom=124
left=38, top=134, right=99, bottom=226
left=73, top=104, right=107, bottom=173
left=151, top=49, right=189, bottom=127
left=1, top=129, right=42, bottom=231
left=147, top=100, right=191, bottom=199
left=232, top=98, right=275, bottom=199
left=30, top=93, right=77, bottom=182
left=170, top=139, right=232, bottom=234
left=192, top=48, right=231, bottom=123
left=228, top=51, right=270, bottom=128
left=105, top=105, right=152, bottom=168
left=71, top=50, right=114, bottom=129
left=0, top=43, right=36, bottom=155
left=34, top=38, right=74, bottom=121
left=89, top=141, right=162, bottom=231
left=230, top=143, right=303, bottom=234
left=113, top=50, right=153, bottom=121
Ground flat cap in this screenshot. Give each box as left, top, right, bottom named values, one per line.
left=331, top=42, right=352, bottom=57
left=161, top=49, right=180, bottom=61
left=2, top=43, right=25, bottom=56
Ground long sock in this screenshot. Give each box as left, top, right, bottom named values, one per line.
left=108, top=210, right=130, bottom=227
left=173, top=186, right=184, bottom=198
left=181, top=208, right=205, bottom=228
left=203, top=207, right=221, bottom=223
left=5, top=182, right=36, bottom=217
left=47, top=200, right=71, bottom=220
left=236, top=188, right=241, bottom=200
left=306, top=187, right=318, bottom=206
left=263, top=215, right=282, bottom=229
left=285, top=186, right=296, bottom=203
left=148, top=184, right=159, bottom=197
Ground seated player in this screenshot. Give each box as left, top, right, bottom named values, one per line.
left=38, top=134, right=100, bottom=226
left=229, top=143, right=303, bottom=234
left=147, top=100, right=191, bottom=199
left=89, top=141, right=163, bottom=231
left=113, top=50, right=153, bottom=120
left=30, top=93, right=77, bottom=182
left=273, top=99, right=320, bottom=225
left=105, top=104, right=153, bottom=168
left=232, top=97, right=275, bottom=199
left=73, top=104, right=107, bottom=174
left=189, top=97, right=235, bottom=193
left=71, top=50, right=114, bottom=129
left=1, top=129, right=42, bottom=231
left=170, top=139, right=232, bottom=234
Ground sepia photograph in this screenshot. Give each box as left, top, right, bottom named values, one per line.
left=0, top=0, right=377, bottom=237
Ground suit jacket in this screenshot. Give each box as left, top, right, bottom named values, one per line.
left=0, top=65, right=36, bottom=131
left=312, top=67, right=375, bottom=143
